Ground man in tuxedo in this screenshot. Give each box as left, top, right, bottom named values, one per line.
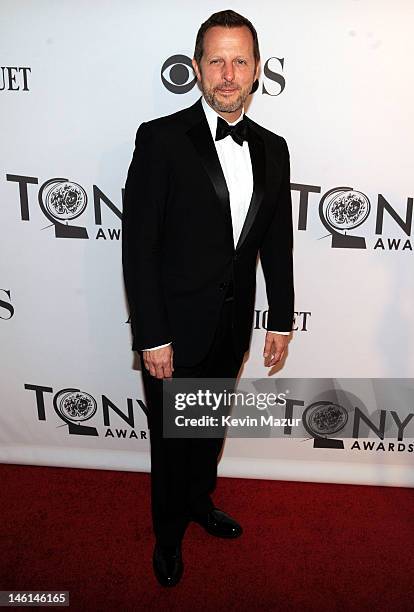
left=122, top=9, right=294, bottom=586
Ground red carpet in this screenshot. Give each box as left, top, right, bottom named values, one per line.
left=1, top=463, right=413, bottom=610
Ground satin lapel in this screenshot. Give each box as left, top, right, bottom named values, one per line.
left=235, top=123, right=266, bottom=251
left=186, top=119, right=233, bottom=245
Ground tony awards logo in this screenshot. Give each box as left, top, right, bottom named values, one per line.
left=319, top=187, right=371, bottom=249
left=53, top=388, right=98, bottom=436
left=39, top=178, right=88, bottom=238
left=303, top=400, right=349, bottom=449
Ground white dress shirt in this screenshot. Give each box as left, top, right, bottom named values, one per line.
left=143, top=96, right=289, bottom=351
left=202, top=96, right=254, bottom=247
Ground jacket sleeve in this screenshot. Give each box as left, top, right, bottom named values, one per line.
left=122, top=122, right=172, bottom=351
left=259, top=136, right=294, bottom=332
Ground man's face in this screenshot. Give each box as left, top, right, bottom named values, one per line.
left=192, top=25, right=260, bottom=115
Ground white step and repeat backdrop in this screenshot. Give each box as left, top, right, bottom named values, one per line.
left=1, top=0, right=413, bottom=486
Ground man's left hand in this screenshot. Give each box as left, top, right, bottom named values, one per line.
left=263, top=332, right=289, bottom=367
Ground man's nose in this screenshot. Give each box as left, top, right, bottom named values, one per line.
left=222, top=62, right=235, bottom=82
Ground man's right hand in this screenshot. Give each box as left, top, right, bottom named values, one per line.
left=143, top=345, right=174, bottom=379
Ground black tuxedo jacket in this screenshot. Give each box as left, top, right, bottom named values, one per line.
left=122, top=97, right=294, bottom=367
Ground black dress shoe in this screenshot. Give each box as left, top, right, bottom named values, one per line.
left=191, top=508, right=243, bottom=538
left=153, top=543, right=183, bottom=587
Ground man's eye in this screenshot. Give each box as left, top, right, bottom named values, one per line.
left=237, top=59, right=247, bottom=65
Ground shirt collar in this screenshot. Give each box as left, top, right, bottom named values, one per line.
left=201, top=95, right=245, bottom=140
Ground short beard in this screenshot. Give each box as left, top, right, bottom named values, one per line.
left=203, top=83, right=251, bottom=115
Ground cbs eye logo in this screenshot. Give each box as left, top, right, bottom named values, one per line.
left=161, top=54, right=197, bottom=94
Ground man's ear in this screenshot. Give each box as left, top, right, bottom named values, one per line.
left=254, top=60, right=261, bottom=82
left=250, top=61, right=261, bottom=94
left=250, top=80, right=259, bottom=94
left=192, top=58, right=201, bottom=82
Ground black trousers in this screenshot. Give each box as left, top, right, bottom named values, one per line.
left=140, top=294, right=245, bottom=546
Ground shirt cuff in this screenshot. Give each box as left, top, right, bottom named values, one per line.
left=142, top=342, right=172, bottom=351
left=267, top=330, right=290, bottom=335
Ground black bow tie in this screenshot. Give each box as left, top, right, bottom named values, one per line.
left=215, top=116, right=248, bottom=146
